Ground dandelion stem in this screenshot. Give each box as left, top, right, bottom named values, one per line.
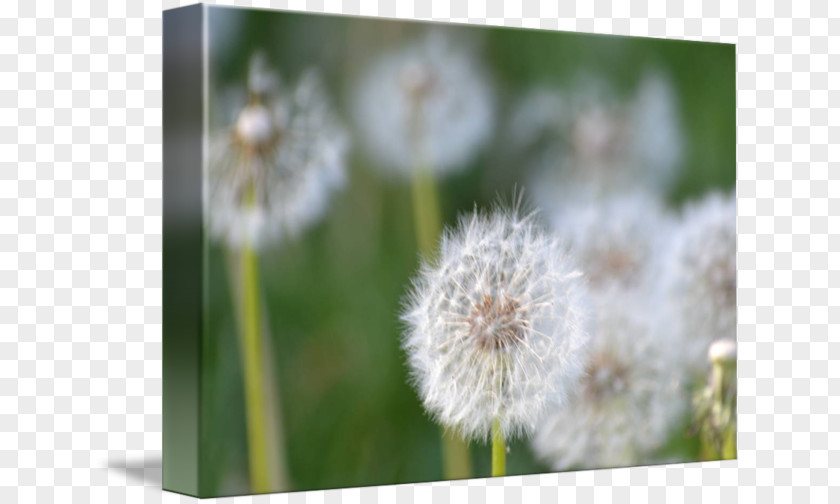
left=411, top=165, right=442, bottom=257
left=238, top=240, right=271, bottom=493
left=231, top=181, right=290, bottom=493
left=715, top=360, right=737, bottom=460
left=492, top=418, right=506, bottom=477
left=699, top=356, right=736, bottom=461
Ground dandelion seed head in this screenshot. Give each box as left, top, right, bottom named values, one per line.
left=208, top=55, right=348, bottom=249
left=515, top=71, right=683, bottom=205
left=401, top=205, right=590, bottom=441
left=548, top=191, right=675, bottom=295
left=663, top=191, right=736, bottom=372
left=353, top=31, right=495, bottom=178
left=531, top=289, right=687, bottom=470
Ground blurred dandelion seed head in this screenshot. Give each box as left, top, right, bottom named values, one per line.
left=532, top=290, right=687, bottom=470
left=663, top=191, right=736, bottom=372
left=570, top=101, right=623, bottom=165
left=548, top=192, right=675, bottom=295
left=208, top=54, right=348, bottom=249
left=516, top=70, right=683, bottom=206
left=353, top=31, right=495, bottom=178
left=401, top=204, right=589, bottom=442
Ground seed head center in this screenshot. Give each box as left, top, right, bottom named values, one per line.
left=400, top=62, right=437, bottom=103
left=584, top=352, right=629, bottom=402
left=589, top=247, right=638, bottom=286
left=467, top=294, right=525, bottom=352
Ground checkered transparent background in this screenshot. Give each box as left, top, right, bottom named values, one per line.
left=1, top=0, right=836, bottom=502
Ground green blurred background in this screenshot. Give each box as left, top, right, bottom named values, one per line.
left=200, top=6, right=735, bottom=496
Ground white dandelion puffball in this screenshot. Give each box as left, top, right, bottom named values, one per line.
left=208, top=54, right=348, bottom=249
left=547, top=191, right=675, bottom=296
left=517, top=71, right=683, bottom=205
left=353, top=31, right=495, bottom=178
left=663, top=191, right=736, bottom=372
left=401, top=206, right=590, bottom=441
left=532, top=290, right=686, bottom=470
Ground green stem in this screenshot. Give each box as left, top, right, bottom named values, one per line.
left=722, top=423, right=736, bottom=459
left=700, top=360, right=736, bottom=461
left=238, top=241, right=271, bottom=493
left=229, top=236, right=291, bottom=493
left=259, top=326, right=291, bottom=490
left=231, top=178, right=290, bottom=493
left=492, top=418, right=506, bottom=477
left=717, top=361, right=737, bottom=460
left=410, top=165, right=442, bottom=258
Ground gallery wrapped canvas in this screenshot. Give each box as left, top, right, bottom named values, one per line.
left=163, top=4, right=735, bottom=498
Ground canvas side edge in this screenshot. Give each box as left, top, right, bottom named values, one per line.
left=162, top=3, right=205, bottom=498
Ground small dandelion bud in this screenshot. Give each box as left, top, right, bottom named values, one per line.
left=401, top=205, right=590, bottom=442
left=692, top=338, right=737, bottom=459
left=708, top=338, right=736, bottom=365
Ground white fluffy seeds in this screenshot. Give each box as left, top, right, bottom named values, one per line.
left=531, top=290, right=686, bottom=470
left=401, top=206, right=590, bottom=441
left=662, top=192, right=737, bottom=373
left=353, top=31, right=495, bottom=178
left=547, top=191, right=675, bottom=296
left=515, top=71, right=683, bottom=205
left=208, top=55, right=348, bottom=249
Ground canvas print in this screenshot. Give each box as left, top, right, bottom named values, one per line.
left=163, top=4, right=736, bottom=498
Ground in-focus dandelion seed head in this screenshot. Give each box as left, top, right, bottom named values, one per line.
left=401, top=204, right=590, bottom=441
left=207, top=54, right=348, bottom=249
left=353, top=31, right=495, bottom=178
